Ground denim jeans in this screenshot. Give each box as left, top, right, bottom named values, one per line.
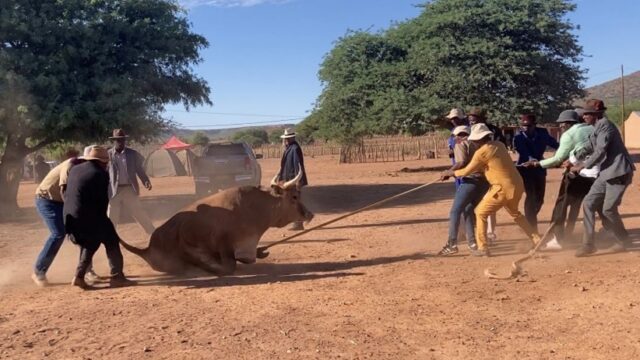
left=448, top=178, right=489, bottom=247
left=34, top=197, right=65, bottom=276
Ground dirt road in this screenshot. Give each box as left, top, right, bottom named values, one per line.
left=1, top=156, right=640, bottom=359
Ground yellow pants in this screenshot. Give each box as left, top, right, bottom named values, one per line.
left=475, top=185, right=539, bottom=250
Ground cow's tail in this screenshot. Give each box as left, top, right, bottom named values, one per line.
left=119, top=237, right=149, bottom=260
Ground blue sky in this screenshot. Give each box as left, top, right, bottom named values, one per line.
left=169, top=0, right=640, bottom=129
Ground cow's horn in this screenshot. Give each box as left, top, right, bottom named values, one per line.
left=271, top=173, right=280, bottom=187
left=283, top=166, right=303, bottom=189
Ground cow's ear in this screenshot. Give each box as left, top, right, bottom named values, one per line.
left=270, top=185, right=284, bottom=196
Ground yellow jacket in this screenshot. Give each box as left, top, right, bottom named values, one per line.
left=454, top=141, right=524, bottom=199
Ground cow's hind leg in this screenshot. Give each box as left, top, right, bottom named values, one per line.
left=184, top=246, right=236, bottom=276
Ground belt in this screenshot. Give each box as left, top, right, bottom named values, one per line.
left=118, top=184, right=131, bottom=187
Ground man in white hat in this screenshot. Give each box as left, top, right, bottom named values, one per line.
left=441, top=124, right=541, bottom=256
left=64, top=146, right=136, bottom=289
left=437, top=125, right=489, bottom=256
left=276, top=128, right=308, bottom=230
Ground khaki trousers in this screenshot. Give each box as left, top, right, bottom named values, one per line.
left=108, top=186, right=155, bottom=235
left=475, top=185, right=539, bottom=250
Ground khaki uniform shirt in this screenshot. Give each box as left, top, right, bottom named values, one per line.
left=35, top=159, right=74, bottom=202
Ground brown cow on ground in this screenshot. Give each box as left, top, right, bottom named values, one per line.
left=119, top=171, right=313, bottom=275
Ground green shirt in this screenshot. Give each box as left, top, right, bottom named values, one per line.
left=539, top=123, right=593, bottom=169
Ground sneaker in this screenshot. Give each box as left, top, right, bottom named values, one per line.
left=31, top=273, right=49, bottom=287
left=71, top=276, right=93, bottom=290
left=85, top=270, right=102, bottom=283
left=575, top=244, right=597, bottom=257
left=470, top=248, right=490, bottom=257
left=608, top=241, right=630, bottom=253
left=437, top=245, right=459, bottom=256
left=468, top=243, right=478, bottom=250
left=109, top=274, right=137, bottom=288
left=544, top=236, right=562, bottom=251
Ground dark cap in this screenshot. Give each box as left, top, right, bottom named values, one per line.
left=583, top=99, right=607, bottom=114
left=467, top=107, right=487, bottom=119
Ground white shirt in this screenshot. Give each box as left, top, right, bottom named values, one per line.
left=569, top=154, right=599, bottom=178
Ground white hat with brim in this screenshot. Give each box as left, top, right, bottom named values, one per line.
left=280, top=128, right=296, bottom=139
left=446, top=108, right=465, bottom=119
left=452, top=126, right=470, bottom=136
left=468, top=123, right=494, bottom=141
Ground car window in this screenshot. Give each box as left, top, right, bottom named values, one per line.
left=204, top=144, right=247, bottom=156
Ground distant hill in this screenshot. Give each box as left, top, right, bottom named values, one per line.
left=170, top=124, right=295, bottom=141
left=583, top=70, right=640, bottom=104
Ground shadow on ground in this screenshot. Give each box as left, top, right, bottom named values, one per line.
left=132, top=252, right=430, bottom=289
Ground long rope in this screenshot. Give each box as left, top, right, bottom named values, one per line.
left=257, top=177, right=441, bottom=257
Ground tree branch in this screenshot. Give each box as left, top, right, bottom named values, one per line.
left=27, top=139, right=54, bottom=153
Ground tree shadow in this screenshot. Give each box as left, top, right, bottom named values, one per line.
left=303, top=182, right=455, bottom=214
left=133, top=252, right=430, bottom=289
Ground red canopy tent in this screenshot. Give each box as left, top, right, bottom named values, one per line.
left=162, top=136, right=192, bottom=151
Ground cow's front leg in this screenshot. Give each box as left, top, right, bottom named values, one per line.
left=184, top=245, right=236, bottom=276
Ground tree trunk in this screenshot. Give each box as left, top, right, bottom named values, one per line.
left=0, top=138, right=29, bottom=221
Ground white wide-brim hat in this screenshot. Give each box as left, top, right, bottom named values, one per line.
left=446, top=108, right=465, bottom=119
left=452, top=126, right=470, bottom=136
left=468, top=123, right=494, bottom=141
left=280, top=128, right=296, bottom=139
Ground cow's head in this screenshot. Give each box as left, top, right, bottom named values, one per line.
left=269, top=168, right=314, bottom=228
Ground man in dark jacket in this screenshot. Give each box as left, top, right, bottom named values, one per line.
left=277, top=128, right=308, bottom=230
left=571, top=99, right=636, bottom=257
left=514, top=114, right=559, bottom=231
left=107, top=129, right=155, bottom=235
left=64, top=146, right=135, bottom=289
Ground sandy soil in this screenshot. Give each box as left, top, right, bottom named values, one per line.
left=1, top=155, right=640, bottom=359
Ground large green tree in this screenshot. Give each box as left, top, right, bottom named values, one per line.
left=232, top=128, right=269, bottom=147
left=305, top=0, right=585, bottom=141
left=0, top=0, right=210, bottom=217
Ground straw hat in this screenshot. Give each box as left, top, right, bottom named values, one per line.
left=78, top=145, right=97, bottom=159
left=468, top=123, right=494, bottom=141
left=452, top=126, right=470, bottom=136
left=446, top=108, right=465, bottom=119
left=280, top=128, right=296, bottom=139
left=83, top=146, right=109, bottom=163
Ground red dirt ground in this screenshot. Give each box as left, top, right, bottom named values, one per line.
left=1, top=155, right=640, bottom=359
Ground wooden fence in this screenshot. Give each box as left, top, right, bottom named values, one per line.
left=254, top=143, right=342, bottom=159
left=253, top=133, right=451, bottom=164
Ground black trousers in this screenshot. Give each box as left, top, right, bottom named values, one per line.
left=519, top=168, right=546, bottom=231
left=548, top=174, right=612, bottom=242
left=70, top=231, right=124, bottom=278
left=549, top=174, right=593, bottom=242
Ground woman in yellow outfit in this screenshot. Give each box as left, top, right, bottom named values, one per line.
left=442, top=123, right=541, bottom=256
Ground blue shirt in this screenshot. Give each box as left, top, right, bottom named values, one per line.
left=514, top=127, right=559, bottom=174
